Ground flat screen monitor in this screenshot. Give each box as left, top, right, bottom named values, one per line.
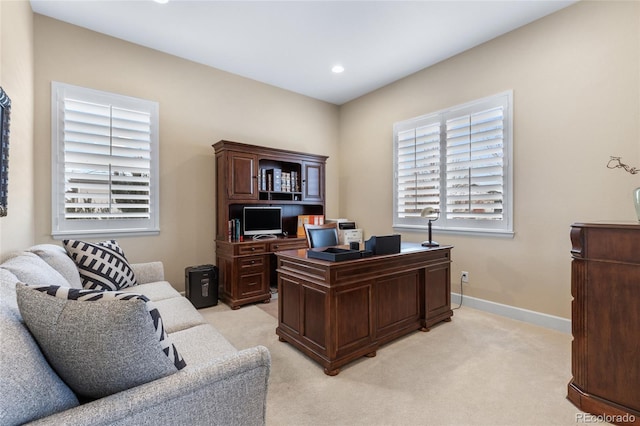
left=243, top=206, right=282, bottom=237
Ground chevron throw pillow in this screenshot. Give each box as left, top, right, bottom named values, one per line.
left=16, top=284, right=186, bottom=400
left=63, top=240, right=137, bottom=291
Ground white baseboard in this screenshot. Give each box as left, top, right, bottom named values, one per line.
left=451, top=292, right=571, bottom=334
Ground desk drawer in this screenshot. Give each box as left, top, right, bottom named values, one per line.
left=269, top=239, right=308, bottom=252
left=236, top=243, right=268, bottom=255
left=238, top=255, right=266, bottom=271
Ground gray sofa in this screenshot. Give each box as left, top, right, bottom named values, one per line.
left=0, top=244, right=270, bottom=425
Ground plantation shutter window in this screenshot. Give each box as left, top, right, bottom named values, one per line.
left=396, top=120, right=441, bottom=218
left=52, top=82, right=160, bottom=238
left=393, top=91, right=513, bottom=235
left=445, top=106, right=504, bottom=221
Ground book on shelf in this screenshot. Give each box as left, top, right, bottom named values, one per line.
left=260, top=168, right=267, bottom=191
left=292, top=171, right=299, bottom=192
left=265, top=168, right=282, bottom=192
left=228, top=218, right=241, bottom=242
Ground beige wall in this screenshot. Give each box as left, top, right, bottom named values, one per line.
left=338, top=0, right=640, bottom=319
left=31, top=15, right=340, bottom=289
left=0, top=0, right=35, bottom=254
left=2, top=1, right=638, bottom=319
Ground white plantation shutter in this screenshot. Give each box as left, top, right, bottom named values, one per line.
left=63, top=100, right=152, bottom=219
left=393, top=91, right=512, bottom=235
left=52, top=82, right=159, bottom=238
left=445, top=106, right=504, bottom=221
left=395, top=119, right=441, bottom=218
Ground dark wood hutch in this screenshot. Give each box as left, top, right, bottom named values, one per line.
left=213, top=140, right=327, bottom=309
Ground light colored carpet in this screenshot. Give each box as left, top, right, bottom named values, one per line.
left=199, top=301, right=585, bottom=426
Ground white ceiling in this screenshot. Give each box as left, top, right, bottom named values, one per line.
left=30, top=0, right=577, bottom=105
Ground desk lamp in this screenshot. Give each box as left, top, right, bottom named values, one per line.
left=420, top=207, right=440, bottom=247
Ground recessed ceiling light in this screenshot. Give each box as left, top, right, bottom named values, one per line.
left=331, top=65, right=345, bottom=74
left=153, top=0, right=169, bottom=4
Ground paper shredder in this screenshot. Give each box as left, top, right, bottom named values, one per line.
left=185, top=264, right=218, bottom=308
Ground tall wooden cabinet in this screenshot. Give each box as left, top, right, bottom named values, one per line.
left=213, top=140, right=328, bottom=309
left=568, top=222, right=640, bottom=424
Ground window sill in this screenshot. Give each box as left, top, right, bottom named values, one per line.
left=52, top=228, right=160, bottom=240
left=393, top=225, right=514, bottom=239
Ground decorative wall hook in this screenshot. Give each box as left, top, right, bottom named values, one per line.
left=607, top=156, right=639, bottom=175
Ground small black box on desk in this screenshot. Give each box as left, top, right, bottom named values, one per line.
left=185, top=265, right=218, bottom=309
left=365, top=235, right=401, bottom=255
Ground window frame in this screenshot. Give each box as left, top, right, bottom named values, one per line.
left=393, top=91, right=514, bottom=237
left=51, top=82, right=160, bottom=239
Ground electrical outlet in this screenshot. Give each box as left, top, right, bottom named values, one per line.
left=461, top=271, right=469, bottom=283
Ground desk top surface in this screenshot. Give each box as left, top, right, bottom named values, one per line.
left=276, top=242, right=452, bottom=265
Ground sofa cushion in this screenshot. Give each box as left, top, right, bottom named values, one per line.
left=29, top=244, right=83, bottom=289
left=119, top=280, right=181, bottom=302
left=130, top=261, right=165, bottom=284
left=0, top=251, right=71, bottom=288
left=152, top=296, right=207, bottom=333
left=63, top=239, right=137, bottom=291
left=16, top=284, right=186, bottom=400
left=0, top=272, right=79, bottom=425
left=169, top=324, right=238, bottom=368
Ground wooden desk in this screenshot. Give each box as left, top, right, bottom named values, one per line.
left=275, top=243, right=453, bottom=375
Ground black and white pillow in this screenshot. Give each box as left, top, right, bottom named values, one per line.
left=63, top=240, right=137, bottom=291
left=16, top=284, right=186, bottom=399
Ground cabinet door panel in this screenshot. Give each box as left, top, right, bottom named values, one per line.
left=303, top=285, right=328, bottom=351
left=587, top=262, right=640, bottom=412
left=279, top=276, right=301, bottom=335
left=376, top=271, right=420, bottom=335
left=425, top=263, right=451, bottom=319
left=302, top=161, right=324, bottom=202
left=229, top=152, right=258, bottom=200
left=335, top=285, right=371, bottom=354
